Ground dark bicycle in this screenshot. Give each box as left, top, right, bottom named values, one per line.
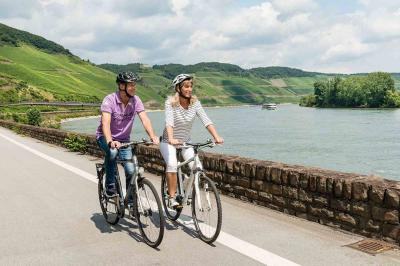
left=96, top=139, right=165, bottom=248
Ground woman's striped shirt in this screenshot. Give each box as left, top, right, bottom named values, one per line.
left=162, top=98, right=213, bottom=142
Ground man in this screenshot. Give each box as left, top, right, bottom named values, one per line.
left=96, top=71, right=159, bottom=196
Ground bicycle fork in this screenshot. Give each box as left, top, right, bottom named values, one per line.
left=194, top=173, right=212, bottom=212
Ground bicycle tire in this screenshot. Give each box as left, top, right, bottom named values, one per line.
left=161, top=174, right=182, bottom=221
left=98, top=168, right=120, bottom=225
left=134, top=178, right=165, bottom=248
left=191, top=172, right=222, bottom=244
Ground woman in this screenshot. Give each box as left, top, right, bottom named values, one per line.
left=160, top=73, right=224, bottom=208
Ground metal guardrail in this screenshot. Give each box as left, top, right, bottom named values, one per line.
left=0, top=102, right=101, bottom=107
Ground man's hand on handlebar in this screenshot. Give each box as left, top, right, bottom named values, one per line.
left=108, top=140, right=121, bottom=149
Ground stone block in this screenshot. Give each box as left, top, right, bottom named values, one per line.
left=336, top=213, right=357, bottom=226
left=271, top=184, right=283, bottom=196
left=245, top=189, right=258, bottom=200
left=298, top=189, right=313, bottom=203
left=352, top=181, right=369, bottom=201
left=317, top=176, right=327, bottom=194
left=309, top=174, right=317, bottom=192
left=313, top=196, right=329, bottom=207
left=283, top=187, right=298, bottom=199
left=251, top=180, right=264, bottom=191
left=299, top=173, right=309, bottom=189
left=289, top=200, right=307, bottom=212
left=384, top=189, right=400, bottom=209
left=259, top=192, right=273, bottom=202
left=369, top=186, right=385, bottom=204
left=237, top=177, right=250, bottom=188
left=289, top=171, right=300, bottom=187
left=351, top=202, right=370, bottom=218
left=272, top=195, right=286, bottom=207
left=330, top=199, right=350, bottom=212
left=382, top=224, right=400, bottom=240
left=333, top=179, right=343, bottom=197
left=372, top=206, right=399, bottom=224
left=343, top=180, right=352, bottom=200
left=270, top=167, right=282, bottom=184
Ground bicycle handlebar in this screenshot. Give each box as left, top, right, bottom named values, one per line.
left=179, top=139, right=216, bottom=150
left=119, top=138, right=153, bottom=149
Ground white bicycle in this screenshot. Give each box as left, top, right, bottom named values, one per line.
left=161, top=139, right=222, bottom=244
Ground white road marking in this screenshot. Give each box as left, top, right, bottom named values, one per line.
left=0, top=131, right=300, bottom=266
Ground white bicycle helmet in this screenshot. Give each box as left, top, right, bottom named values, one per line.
left=172, top=74, right=193, bottom=88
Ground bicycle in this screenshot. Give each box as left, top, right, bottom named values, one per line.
left=161, top=139, right=222, bottom=244
left=96, top=139, right=165, bottom=248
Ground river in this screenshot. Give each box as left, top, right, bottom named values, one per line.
left=61, top=104, right=400, bottom=180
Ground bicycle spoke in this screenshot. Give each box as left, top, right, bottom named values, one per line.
left=135, top=179, right=164, bottom=248
left=192, top=173, right=222, bottom=243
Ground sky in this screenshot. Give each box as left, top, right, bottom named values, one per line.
left=1, top=0, right=400, bottom=73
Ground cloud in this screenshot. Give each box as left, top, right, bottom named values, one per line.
left=0, top=0, right=399, bottom=73
left=0, top=0, right=41, bottom=19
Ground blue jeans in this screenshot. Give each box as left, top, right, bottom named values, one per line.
left=97, top=136, right=135, bottom=190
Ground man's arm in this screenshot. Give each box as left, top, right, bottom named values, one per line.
left=101, top=112, right=113, bottom=144
left=138, top=111, right=159, bottom=144
left=101, top=112, right=121, bottom=148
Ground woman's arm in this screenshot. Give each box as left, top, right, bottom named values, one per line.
left=196, top=101, right=223, bottom=144
left=206, top=124, right=224, bottom=144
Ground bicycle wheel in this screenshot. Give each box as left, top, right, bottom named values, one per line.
left=134, top=178, right=165, bottom=248
left=161, top=174, right=182, bottom=221
left=98, top=169, right=121, bottom=225
left=191, top=172, right=222, bottom=244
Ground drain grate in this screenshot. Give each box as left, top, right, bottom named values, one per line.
left=346, top=239, right=396, bottom=255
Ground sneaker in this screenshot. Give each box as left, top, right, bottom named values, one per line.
left=106, top=183, right=117, bottom=196
left=168, top=196, right=182, bottom=209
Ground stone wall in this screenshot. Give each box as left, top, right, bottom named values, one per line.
left=1, top=119, right=399, bottom=244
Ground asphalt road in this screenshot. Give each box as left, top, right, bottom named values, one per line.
left=1, top=126, right=400, bottom=266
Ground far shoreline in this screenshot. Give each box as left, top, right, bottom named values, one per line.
left=60, top=103, right=297, bottom=123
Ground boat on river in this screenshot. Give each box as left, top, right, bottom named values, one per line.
left=261, top=103, right=277, bottom=110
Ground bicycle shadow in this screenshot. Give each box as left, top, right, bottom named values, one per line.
left=90, top=213, right=155, bottom=248
left=163, top=211, right=216, bottom=247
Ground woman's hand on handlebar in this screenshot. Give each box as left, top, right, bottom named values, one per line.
left=213, top=135, right=224, bottom=144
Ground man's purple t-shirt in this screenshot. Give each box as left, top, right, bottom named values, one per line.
left=96, top=93, right=144, bottom=142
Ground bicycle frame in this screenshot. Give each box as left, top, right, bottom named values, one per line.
left=102, top=143, right=149, bottom=219
left=175, top=146, right=209, bottom=211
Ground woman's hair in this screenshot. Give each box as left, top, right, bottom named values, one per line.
left=169, top=92, right=198, bottom=107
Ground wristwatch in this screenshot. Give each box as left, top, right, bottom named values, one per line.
left=108, top=141, right=112, bottom=147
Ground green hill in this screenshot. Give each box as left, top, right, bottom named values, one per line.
left=98, top=62, right=325, bottom=105
left=0, top=23, right=165, bottom=105
left=2, top=22, right=398, bottom=108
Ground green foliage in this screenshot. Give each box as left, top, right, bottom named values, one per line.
left=250, top=66, right=322, bottom=79
left=98, top=63, right=143, bottom=74
left=384, top=90, right=400, bottom=107
left=308, top=72, right=396, bottom=108
left=12, top=113, right=27, bottom=123
left=26, top=107, right=42, bottom=126
left=152, top=62, right=245, bottom=79
left=299, top=95, right=316, bottom=107
left=63, top=134, right=87, bottom=153
left=0, top=23, right=71, bottom=55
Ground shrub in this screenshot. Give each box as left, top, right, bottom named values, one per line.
left=26, top=107, right=42, bottom=126
left=63, top=134, right=88, bottom=153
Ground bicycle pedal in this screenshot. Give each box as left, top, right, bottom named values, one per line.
left=175, top=204, right=183, bottom=210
